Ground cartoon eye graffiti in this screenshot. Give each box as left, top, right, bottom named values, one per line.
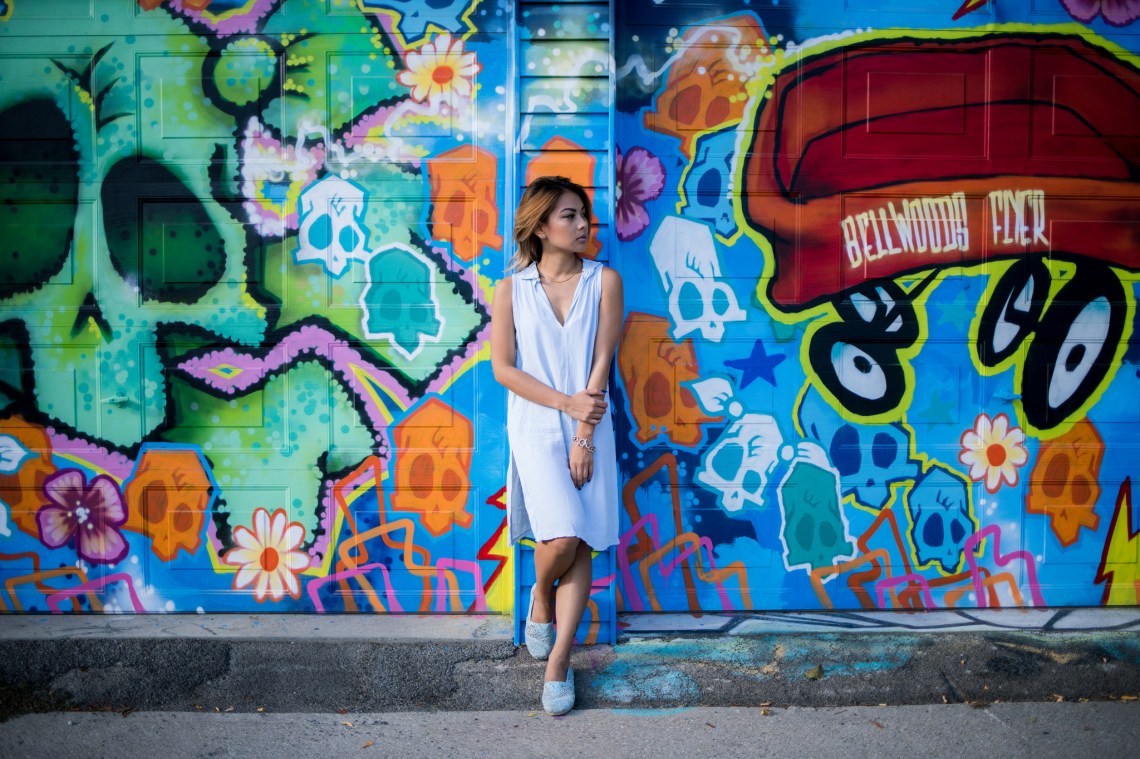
left=102, top=157, right=229, bottom=303
left=0, top=99, right=80, bottom=301
left=975, top=257, right=1049, bottom=366
left=807, top=280, right=924, bottom=418
left=1021, top=261, right=1127, bottom=430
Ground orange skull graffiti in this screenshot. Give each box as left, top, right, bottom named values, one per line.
left=644, top=14, right=767, bottom=158
left=525, top=136, right=602, bottom=259
left=1026, top=418, right=1104, bottom=547
left=124, top=448, right=215, bottom=561
left=426, top=144, right=502, bottom=263
left=390, top=397, right=474, bottom=537
left=618, top=313, right=720, bottom=446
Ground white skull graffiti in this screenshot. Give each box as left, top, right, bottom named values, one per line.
left=649, top=216, right=746, bottom=342
left=296, top=176, right=372, bottom=277
left=696, top=412, right=784, bottom=513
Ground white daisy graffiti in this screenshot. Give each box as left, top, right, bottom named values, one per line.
left=958, top=413, right=1029, bottom=494
left=396, top=33, right=480, bottom=106
left=223, top=507, right=311, bottom=602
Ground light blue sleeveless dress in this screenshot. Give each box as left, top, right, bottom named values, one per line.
left=506, top=258, right=619, bottom=550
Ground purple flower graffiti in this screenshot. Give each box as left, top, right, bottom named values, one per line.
left=616, top=147, right=665, bottom=241
left=36, top=469, right=129, bottom=566
left=1061, top=0, right=1140, bottom=25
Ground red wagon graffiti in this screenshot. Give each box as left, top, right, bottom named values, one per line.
left=744, top=34, right=1140, bottom=429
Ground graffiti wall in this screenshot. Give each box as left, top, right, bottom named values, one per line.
left=614, top=0, right=1140, bottom=612
left=0, top=0, right=515, bottom=613
left=0, top=0, right=1137, bottom=617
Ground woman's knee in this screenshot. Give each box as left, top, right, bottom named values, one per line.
left=539, top=536, right=581, bottom=562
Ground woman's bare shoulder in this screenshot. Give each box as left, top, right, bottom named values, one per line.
left=491, top=272, right=514, bottom=316
left=599, top=264, right=622, bottom=285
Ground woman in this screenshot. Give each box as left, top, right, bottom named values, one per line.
left=490, top=176, right=623, bottom=715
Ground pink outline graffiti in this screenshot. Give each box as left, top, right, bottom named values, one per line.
left=306, top=559, right=488, bottom=613
left=875, top=573, right=935, bottom=608
left=965, top=524, right=1046, bottom=607
left=618, top=514, right=734, bottom=612
left=306, top=562, right=404, bottom=613
left=46, top=573, right=146, bottom=613
left=162, top=0, right=278, bottom=37
left=434, top=558, right=487, bottom=612
left=42, top=431, right=135, bottom=482
left=177, top=323, right=489, bottom=438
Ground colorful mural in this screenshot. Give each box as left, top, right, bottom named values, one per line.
left=0, top=0, right=1137, bottom=619
left=0, top=0, right=510, bottom=614
left=614, top=1, right=1140, bottom=613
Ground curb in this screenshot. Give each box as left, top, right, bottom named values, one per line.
left=3, top=623, right=1138, bottom=716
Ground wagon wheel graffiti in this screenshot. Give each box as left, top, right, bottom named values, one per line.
left=807, top=279, right=926, bottom=418
left=975, top=256, right=1129, bottom=431
left=1021, top=261, right=1127, bottom=430
left=975, top=257, right=1050, bottom=367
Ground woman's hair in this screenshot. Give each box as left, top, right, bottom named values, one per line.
left=511, top=176, right=591, bottom=271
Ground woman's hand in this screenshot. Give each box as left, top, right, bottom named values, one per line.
left=569, top=440, right=594, bottom=489
left=564, top=389, right=606, bottom=425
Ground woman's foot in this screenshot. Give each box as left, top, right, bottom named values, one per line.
left=542, top=667, right=575, bottom=715
left=524, top=585, right=554, bottom=660
left=544, top=652, right=571, bottom=684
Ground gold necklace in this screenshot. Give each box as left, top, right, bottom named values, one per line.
left=537, top=260, right=583, bottom=284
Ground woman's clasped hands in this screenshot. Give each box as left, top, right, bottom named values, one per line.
left=565, top=388, right=606, bottom=425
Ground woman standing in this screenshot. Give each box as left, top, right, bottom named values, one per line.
left=490, top=176, right=623, bottom=715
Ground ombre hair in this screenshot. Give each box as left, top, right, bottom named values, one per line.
left=511, top=176, right=592, bottom=272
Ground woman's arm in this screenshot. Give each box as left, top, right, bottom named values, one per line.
left=575, top=267, right=625, bottom=438
left=568, top=266, right=624, bottom=487
left=490, top=275, right=606, bottom=423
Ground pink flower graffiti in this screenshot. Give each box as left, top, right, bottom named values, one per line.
left=36, top=469, right=129, bottom=565
left=615, top=147, right=665, bottom=241
left=1061, top=0, right=1140, bottom=26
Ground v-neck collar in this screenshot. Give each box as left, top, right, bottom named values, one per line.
left=521, top=260, right=595, bottom=328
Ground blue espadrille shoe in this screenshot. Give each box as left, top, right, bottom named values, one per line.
left=542, top=667, right=575, bottom=715
left=524, top=585, right=554, bottom=660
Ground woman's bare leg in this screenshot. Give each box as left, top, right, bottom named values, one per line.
left=531, top=537, right=580, bottom=624
left=545, top=540, right=592, bottom=682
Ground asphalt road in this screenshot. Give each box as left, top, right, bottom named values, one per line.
left=2, top=703, right=1136, bottom=759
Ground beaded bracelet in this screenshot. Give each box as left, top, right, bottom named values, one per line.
left=572, top=435, right=596, bottom=453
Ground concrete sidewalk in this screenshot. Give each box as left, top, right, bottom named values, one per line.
left=3, top=704, right=1138, bottom=759
left=2, top=610, right=1138, bottom=718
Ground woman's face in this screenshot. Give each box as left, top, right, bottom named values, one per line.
left=538, top=190, right=590, bottom=256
